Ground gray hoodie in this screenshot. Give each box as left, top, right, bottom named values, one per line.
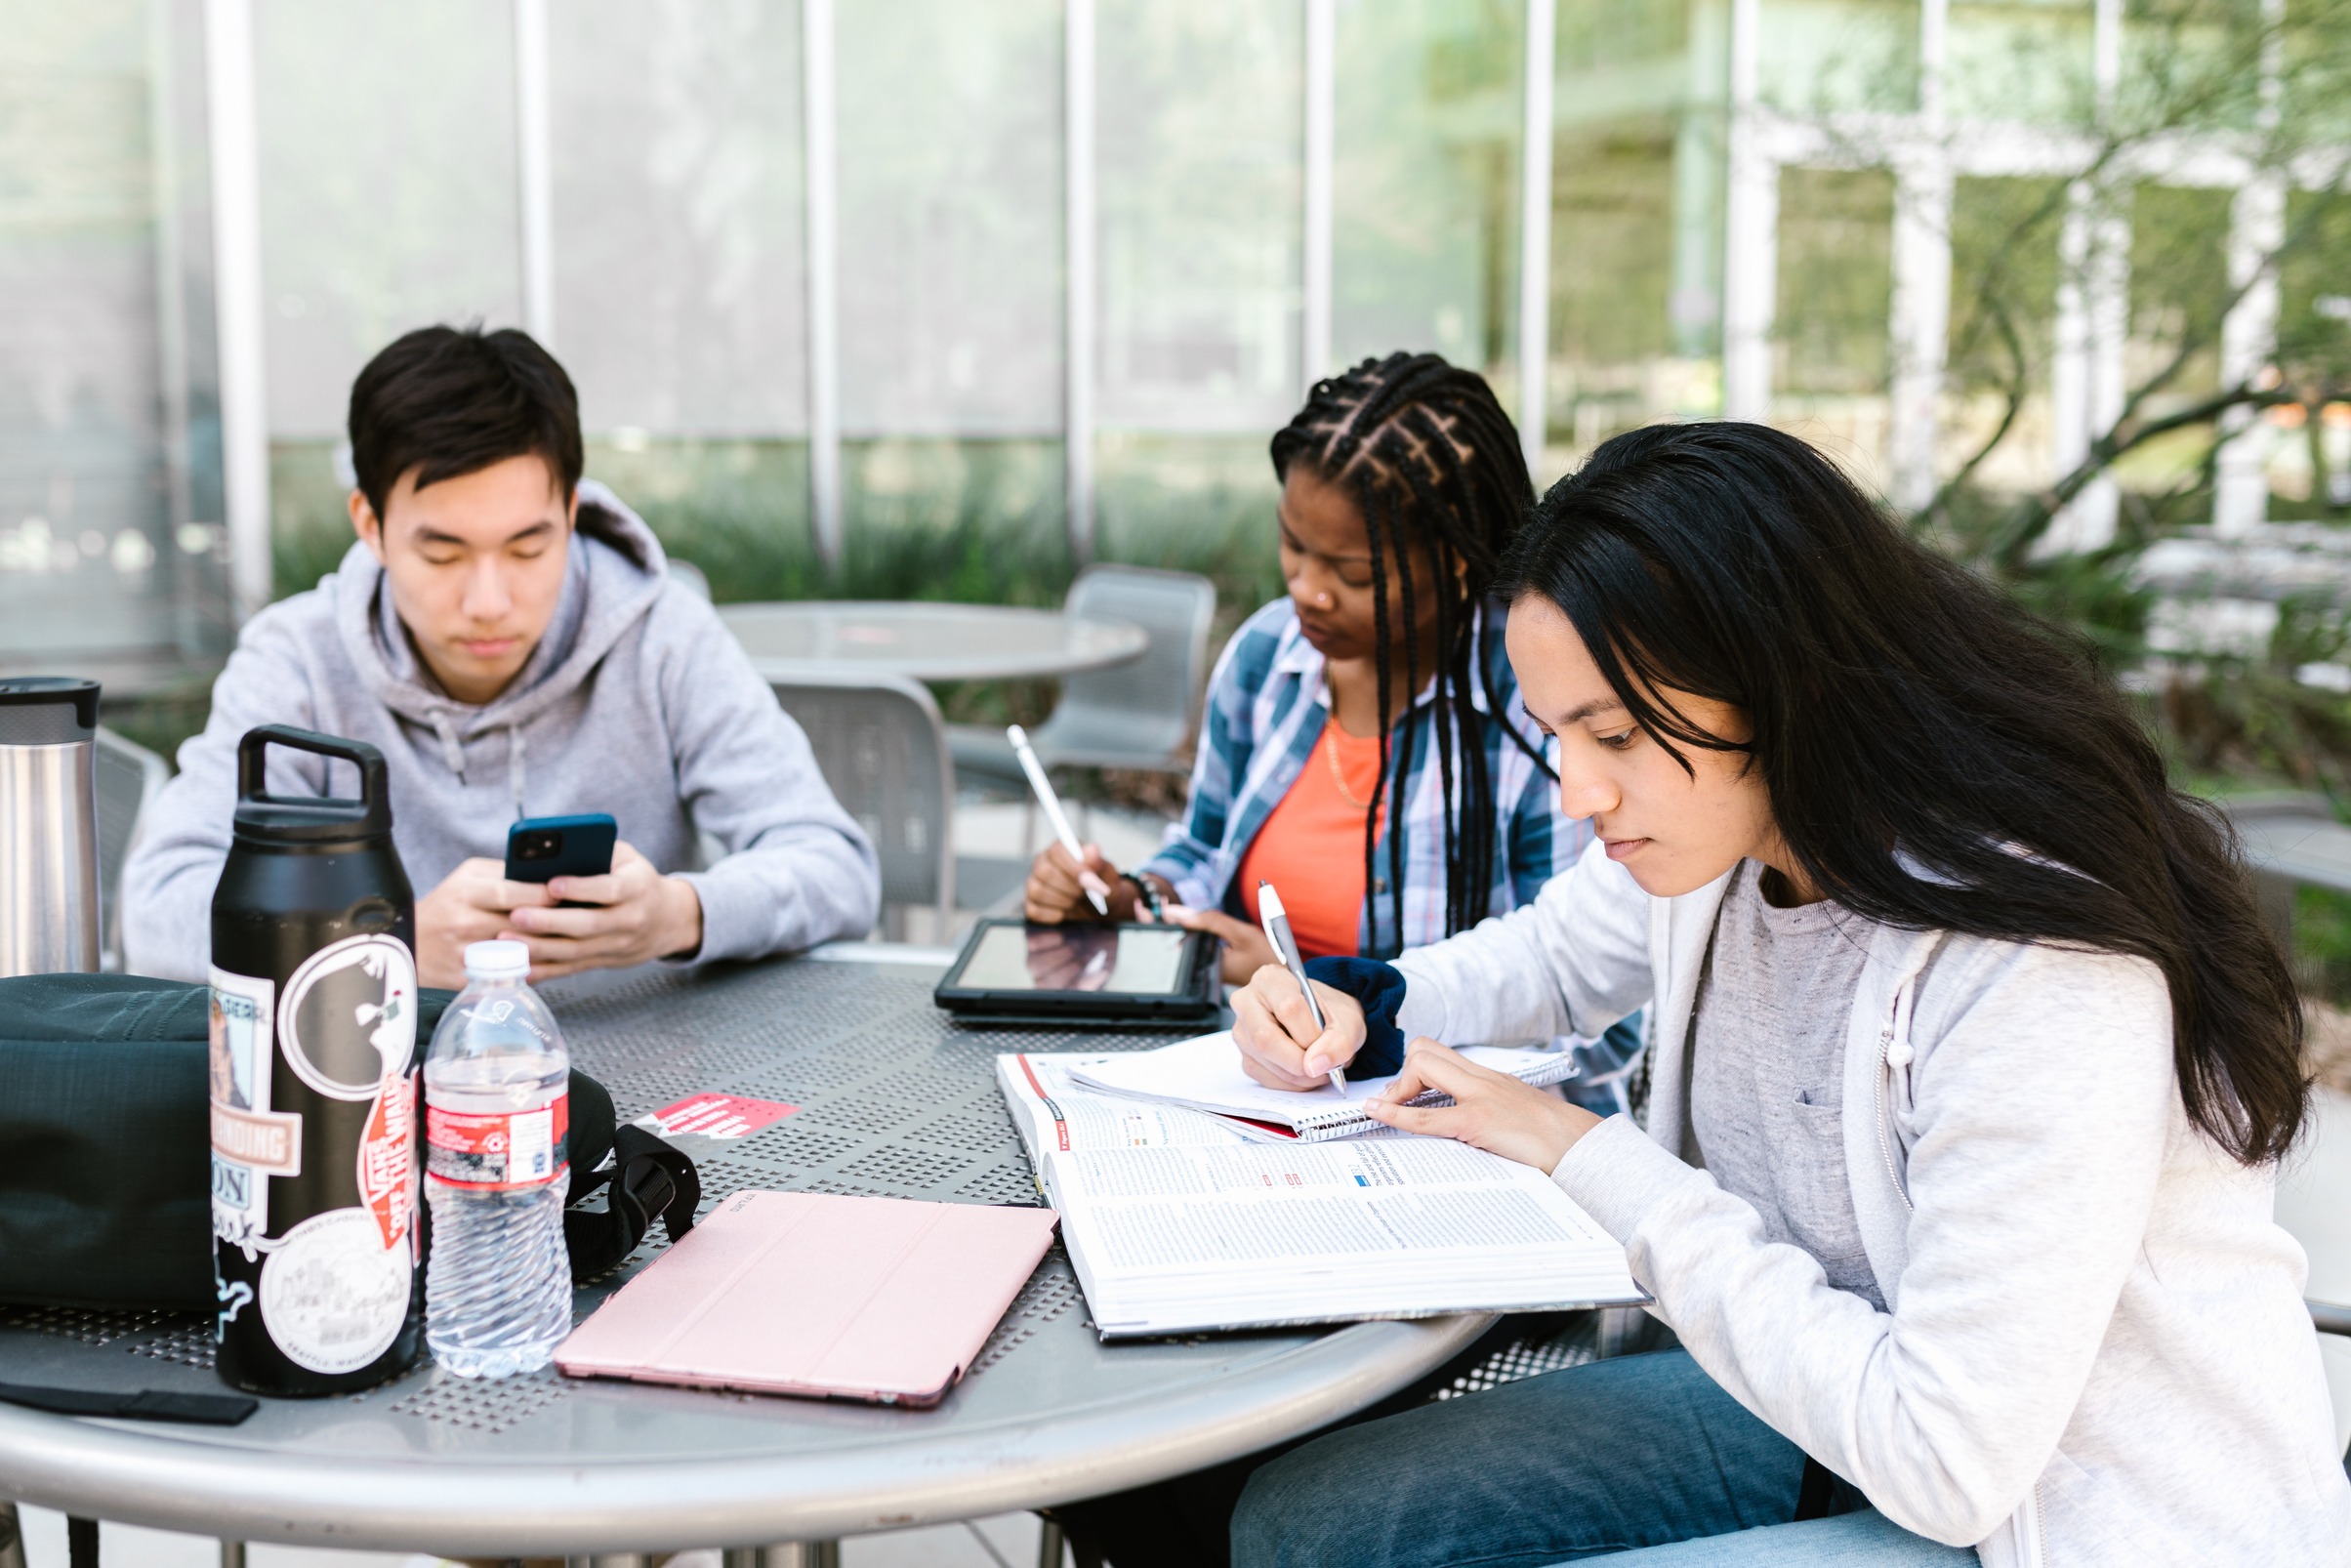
left=123, top=482, right=880, bottom=980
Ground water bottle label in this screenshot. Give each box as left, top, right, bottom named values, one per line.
left=427, top=1093, right=570, bottom=1190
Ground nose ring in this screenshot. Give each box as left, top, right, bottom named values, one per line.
left=1315, top=591, right=1333, bottom=608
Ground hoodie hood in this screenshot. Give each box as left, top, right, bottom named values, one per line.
left=330, top=479, right=669, bottom=805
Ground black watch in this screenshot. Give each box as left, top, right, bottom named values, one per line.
left=1120, top=871, right=1165, bottom=920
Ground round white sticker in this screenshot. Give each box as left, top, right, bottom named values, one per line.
left=259, top=1207, right=411, bottom=1374
left=280, top=933, right=417, bottom=1102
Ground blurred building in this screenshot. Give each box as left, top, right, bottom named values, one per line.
left=0, top=0, right=2334, bottom=685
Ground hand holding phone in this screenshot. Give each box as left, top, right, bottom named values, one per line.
left=497, top=840, right=705, bottom=979
left=416, top=818, right=698, bottom=988
left=506, top=813, right=618, bottom=891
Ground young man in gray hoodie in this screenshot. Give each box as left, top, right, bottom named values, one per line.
left=124, top=325, right=880, bottom=987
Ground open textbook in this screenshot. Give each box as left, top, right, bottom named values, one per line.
left=998, top=1052, right=1645, bottom=1338
left=1065, top=1029, right=1584, bottom=1142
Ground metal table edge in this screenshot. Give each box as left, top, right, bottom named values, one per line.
left=801, top=940, right=962, bottom=968
left=0, top=1313, right=1492, bottom=1553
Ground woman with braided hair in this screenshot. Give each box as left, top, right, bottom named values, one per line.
left=1023, top=351, right=1640, bottom=1106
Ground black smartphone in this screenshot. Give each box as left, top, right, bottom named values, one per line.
left=505, top=813, right=618, bottom=895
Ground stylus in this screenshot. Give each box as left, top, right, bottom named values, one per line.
left=1009, top=724, right=1110, bottom=916
left=1258, top=882, right=1346, bottom=1096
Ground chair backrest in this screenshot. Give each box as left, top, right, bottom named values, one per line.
left=93, top=725, right=170, bottom=972
left=767, top=674, right=954, bottom=934
left=1037, top=564, right=1218, bottom=769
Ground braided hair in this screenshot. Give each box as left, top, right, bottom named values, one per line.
left=1268, top=351, right=1552, bottom=955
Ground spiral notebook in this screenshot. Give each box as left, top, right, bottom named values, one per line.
left=1065, top=1030, right=1582, bottom=1142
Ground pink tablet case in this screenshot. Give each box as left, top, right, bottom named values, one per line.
left=556, top=1191, right=1060, bottom=1407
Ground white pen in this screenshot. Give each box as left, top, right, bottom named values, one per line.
left=1008, top=723, right=1110, bottom=916
left=1258, top=881, right=1346, bottom=1096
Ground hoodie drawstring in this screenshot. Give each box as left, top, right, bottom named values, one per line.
left=431, top=714, right=466, bottom=783
left=428, top=712, right=526, bottom=820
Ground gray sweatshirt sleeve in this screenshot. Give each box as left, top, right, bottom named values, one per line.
left=1391, top=836, right=1654, bottom=1045
left=650, top=595, right=881, bottom=961
left=120, top=605, right=326, bottom=982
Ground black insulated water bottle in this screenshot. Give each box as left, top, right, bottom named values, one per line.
left=209, top=724, right=423, bottom=1396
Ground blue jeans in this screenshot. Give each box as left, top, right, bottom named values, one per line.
left=1229, top=1349, right=1977, bottom=1567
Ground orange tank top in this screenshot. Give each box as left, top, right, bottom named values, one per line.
left=1236, top=720, right=1386, bottom=960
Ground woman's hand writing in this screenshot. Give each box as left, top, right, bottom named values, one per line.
left=1363, top=1039, right=1603, bottom=1173
left=1022, top=842, right=1139, bottom=924
left=1230, top=965, right=1366, bottom=1090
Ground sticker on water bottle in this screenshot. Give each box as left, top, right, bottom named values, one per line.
left=259, top=1205, right=412, bottom=1375
left=208, top=967, right=293, bottom=1256
left=426, top=1095, right=570, bottom=1190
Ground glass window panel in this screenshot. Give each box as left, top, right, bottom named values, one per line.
left=1758, top=0, right=1919, bottom=115
left=1330, top=0, right=1521, bottom=379
left=1098, top=0, right=1303, bottom=433
left=253, top=0, right=520, bottom=438
left=1945, top=174, right=2064, bottom=495
left=1947, top=2, right=2092, bottom=124
left=1548, top=0, right=1727, bottom=465
left=1096, top=431, right=1282, bottom=617
left=2279, top=190, right=2351, bottom=390
left=0, top=1, right=188, bottom=671
left=2129, top=184, right=2231, bottom=405
left=835, top=0, right=1062, bottom=436
left=550, top=0, right=806, bottom=437
left=1774, top=165, right=1895, bottom=481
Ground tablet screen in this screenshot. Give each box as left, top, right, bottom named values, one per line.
left=954, top=924, right=1193, bottom=995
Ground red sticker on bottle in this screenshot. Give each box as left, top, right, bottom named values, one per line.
left=355, top=1068, right=417, bottom=1252
left=426, top=1094, right=569, bottom=1191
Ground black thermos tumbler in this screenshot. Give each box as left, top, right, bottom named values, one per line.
left=208, top=724, right=423, bottom=1396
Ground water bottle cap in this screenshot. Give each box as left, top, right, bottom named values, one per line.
left=464, top=939, right=531, bottom=979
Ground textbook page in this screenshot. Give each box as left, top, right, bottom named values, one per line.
left=997, top=1052, right=1255, bottom=1165
left=1048, top=1119, right=1643, bottom=1337
left=1067, top=1030, right=1580, bottom=1135
left=995, top=1052, right=1401, bottom=1167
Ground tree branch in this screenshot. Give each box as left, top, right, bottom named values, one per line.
left=1992, top=382, right=2298, bottom=569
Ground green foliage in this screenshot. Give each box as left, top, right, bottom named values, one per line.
left=1999, top=548, right=2155, bottom=675
left=2293, top=884, right=2351, bottom=1003
left=2156, top=596, right=2351, bottom=797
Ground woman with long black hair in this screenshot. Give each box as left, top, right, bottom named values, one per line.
left=1225, top=422, right=2349, bottom=1563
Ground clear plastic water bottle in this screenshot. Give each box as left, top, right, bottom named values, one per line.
left=424, top=940, right=571, bottom=1378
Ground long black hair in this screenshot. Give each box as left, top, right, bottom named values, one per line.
left=1270, top=351, right=1551, bottom=953
left=1497, top=421, right=2307, bottom=1166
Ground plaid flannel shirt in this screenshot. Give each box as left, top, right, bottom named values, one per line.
left=1143, top=597, right=1644, bottom=1112
left=1143, top=596, right=1587, bottom=956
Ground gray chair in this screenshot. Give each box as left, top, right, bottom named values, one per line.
left=93, top=725, right=170, bottom=972
left=769, top=674, right=954, bottom=941
left=950, top=563, right=1218, bottom=794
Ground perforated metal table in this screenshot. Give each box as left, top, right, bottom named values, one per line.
left=0, top=947, right=1488, bottom=1559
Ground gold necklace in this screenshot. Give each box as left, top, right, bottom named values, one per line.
left=1323, top=717, right=1376, bottom=810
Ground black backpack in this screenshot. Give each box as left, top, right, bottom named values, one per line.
left=0, top=973, right=696, bottom=1309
